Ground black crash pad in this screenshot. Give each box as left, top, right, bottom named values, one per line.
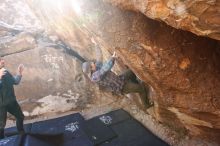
left=0, top=135, right=22, bottom=146
left=31, top=113, right=85, bottom=140
left=24, top=133, right=93, bottom=146
left=62, top=136, right=93, bottom=146
left=24, top=135, right=52, bottom=146
left=92, top=109, right=131, bottom=126
left=24, top=113, right=94, bottom=146
left=3, top=109, right=169, bottom=146
left=25, top=133, right=65, bottom=146
left=101, top=119, right=169, bottom=146
left=83, top=118, right=117, bottom=145
left=5, top=123, right=32, bottom=137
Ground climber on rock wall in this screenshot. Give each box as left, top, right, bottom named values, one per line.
left=0, top=57, right=25, bottom=139
left=82, top=37, right=153, bottom=109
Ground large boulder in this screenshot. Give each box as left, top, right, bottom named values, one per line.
left=26, top=0, right=220, bottom=143
left=104, top=0, right=220, bottom=41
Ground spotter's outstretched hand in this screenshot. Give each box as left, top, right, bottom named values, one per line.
left=17, top=64, right=24, bottom=76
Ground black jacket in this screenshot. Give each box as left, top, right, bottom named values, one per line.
left=0, top=71, right=21, bottom=107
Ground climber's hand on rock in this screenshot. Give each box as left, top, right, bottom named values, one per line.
left=112, top=51, right=117, bottom=59
left=91, top=37, right=97, bottom=45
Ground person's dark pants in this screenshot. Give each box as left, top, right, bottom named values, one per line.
left=121, top=70, right=151, bottom=108
left=0, top=129, right=4, bottom=139
left=0, top=101, right=24, bottom=139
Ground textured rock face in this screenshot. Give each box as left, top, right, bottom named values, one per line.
left=26, top=0, right=220, bottom=143
left=104, top=0, right=220, bottom=41
left=0, top=0, right=219, bottom=144
left=0, top=0, right=94, bottom=117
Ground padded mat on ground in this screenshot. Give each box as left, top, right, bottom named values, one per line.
left=100, top=118, right=169, bottom=146
left=0, top=135, right=22, bottom=146
left=3, top=109, right=169, bottom=146
left=62, top=136, right=93, bottom=146
left=90, top=109, right=131, bottom=126
left=25, top=113, right=94, bottom=146
left=5, top=124, right=32, bottom=137
left=31, top=113, right=85, bottom=140
left=83, top=118, right=117, bottom=145
left=25, top=134, right=93, bottom=146
left=24, top=135, right=53, bottom=146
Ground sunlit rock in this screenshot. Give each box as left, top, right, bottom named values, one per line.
left=26, top=0, right=220, bottom=143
